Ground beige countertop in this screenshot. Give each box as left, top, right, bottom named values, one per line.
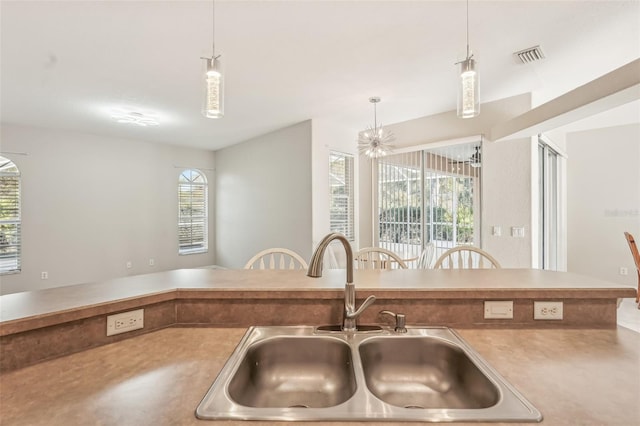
left=1, top=268, right=635, bottom=325
left=0, top=326, right=638, bottom=426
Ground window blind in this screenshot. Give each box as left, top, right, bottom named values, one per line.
left=376, top=140, right=482, bottom=265
left=329, top=151, right=355, bottom=241
left=178, top=169, right=208, bottom=254
left=0, top=156, right=21, bottom=274
left=377, top=151, right=422, bottom=264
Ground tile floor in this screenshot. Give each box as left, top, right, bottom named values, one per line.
left=617, top=297, right=640, bottom=333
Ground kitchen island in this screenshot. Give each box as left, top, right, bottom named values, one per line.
left=0, top=326, right=638, bottom=425
left=0, top=268, right=636, bottom=372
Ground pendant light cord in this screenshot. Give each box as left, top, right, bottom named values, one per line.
left=373, top=102, right=377, bottom=129
left=211, top=0, right=216, bottom=57
left=466, top=0, right=470, bottom=59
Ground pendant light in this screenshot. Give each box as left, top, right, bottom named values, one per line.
left=456, top=0, right=480, bottom=119
left=358, top=97, right=395, bottom=158
left=202, top=0, right=224, bottom=119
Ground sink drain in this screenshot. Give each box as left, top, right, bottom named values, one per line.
left=289, top=405, right=309, bottom=408
left=404, top=405, right=425, bottom=409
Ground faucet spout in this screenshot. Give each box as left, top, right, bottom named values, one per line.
left=307, top=232, right=353, bottom=282
left=308, top=233, right=375, bottom=332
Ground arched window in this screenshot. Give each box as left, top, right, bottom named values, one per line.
left=0, top=156, right=21, bottom=274
left=178, top=169, right=208, bottom=254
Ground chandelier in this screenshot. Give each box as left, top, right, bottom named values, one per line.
left=358, top=97, right=395, bottom=158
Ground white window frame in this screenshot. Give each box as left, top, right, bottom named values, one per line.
left=178, top=169, right=208, bottom=255
left=0, top=156, right=21, bottom=274
left=329, top=151, right=355, bottom=241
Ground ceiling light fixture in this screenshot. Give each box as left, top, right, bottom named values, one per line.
left=358, top=97, right=395, bottom=158
left=110, top=111, right=159, bottom=127
left=456, top=0, right=480, bottom=119
left=202, top=0, right=224, bottom=119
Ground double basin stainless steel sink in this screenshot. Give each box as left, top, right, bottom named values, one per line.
left=196, top=326, right=542, bottom=422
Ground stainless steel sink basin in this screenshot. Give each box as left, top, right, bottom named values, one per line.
left=227, top=336, right=356, bottom=408
left=196, top=326, right=542, bottom=422
left=359, top=337, right=499, bottom=409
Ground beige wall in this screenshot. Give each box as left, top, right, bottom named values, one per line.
left=214, top=121, right=313, bottom=268
left=567, top=123, right=640, bottom=285
left=0, top=124, right=216, bottom=295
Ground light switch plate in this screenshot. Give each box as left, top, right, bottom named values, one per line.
left=484, top=301, right=513, bottom=319
left=511, top=227, right=525, bottom=238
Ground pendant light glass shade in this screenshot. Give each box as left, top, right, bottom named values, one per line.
left=202, top=0, right=224, bottom=119
left=203, top=56, right=224, bottom=119
left=457, top=57, right=479, bottom=118
left=456, top=0, right=480, bottom=119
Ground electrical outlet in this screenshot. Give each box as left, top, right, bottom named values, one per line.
left=126, top=261, right=132, bottom=269
left=619, top=267, right=628, bottom=276
left=149, top=258, right=155, bottom=266
left=106, top=309, right=144, bottom=336
left=534, top=301, right=563, bottom=320
left=41, top=271, right=48, bottom=280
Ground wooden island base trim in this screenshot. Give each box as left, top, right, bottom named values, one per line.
left=0, top=295, right=618, bottom=372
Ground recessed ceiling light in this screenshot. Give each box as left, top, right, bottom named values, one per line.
left=110, top=110, right=159, bottom=127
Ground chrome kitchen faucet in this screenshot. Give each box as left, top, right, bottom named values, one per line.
left=307, top=232, right=376, bottom=332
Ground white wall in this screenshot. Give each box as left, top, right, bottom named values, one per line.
left=482, top=137, right=534, bottom=267
left=215, top=121, right=313, bottom=268
left=311, top=119, right=360, bottom=245
left=358, top=94, right=535, bottom=267
left=567, top=123, right=640, bottom=285
left=0, top=124, right=216, bottom=294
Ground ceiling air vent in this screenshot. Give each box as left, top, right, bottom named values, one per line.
left=514, top=45, right=545, bottom=64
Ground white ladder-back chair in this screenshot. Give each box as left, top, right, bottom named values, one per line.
left=433, top=246, right=501, bottom=269
left=244, top=248, right=308, bottom=270
left=355, top=247, right=408, bottom=270
left=416, top=242, right=436, bottom=269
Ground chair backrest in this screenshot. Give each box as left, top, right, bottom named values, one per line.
left=322, top=241, right=342, bottom=269
left=244, top=248, right=308, bottom=270
left=416, top=242, right=436, bottom=269
left=624, top=232, right=640, bottom=304
left=433, top=246, right=501, bottom=269
left=624, top=232, right=640, bottom=274
left=355, top=247, right=408, bottom=270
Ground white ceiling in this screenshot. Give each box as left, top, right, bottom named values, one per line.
left=1, top=0, right=639, bottom=151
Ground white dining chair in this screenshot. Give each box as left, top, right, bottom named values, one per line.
left=244, top=248, right=308, bottom=270
left=355, top=247, right=408, bottom=270
left=416, top=242, right=436, bottom=269
left=433, top=246, right=501, bottom=269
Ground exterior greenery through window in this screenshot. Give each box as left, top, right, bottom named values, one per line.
left=329, top=151, right=355, bottom=241
left=377, top=143, right=481, bottom=263
left=178, top=169, right=208, bottom=255
left=0, top=156, right=21, bottom=274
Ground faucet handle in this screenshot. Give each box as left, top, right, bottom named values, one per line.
left=379, top=310, right=407, bottom=333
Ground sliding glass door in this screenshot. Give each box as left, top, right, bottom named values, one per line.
left=376, top=140, right=482, bottom=266
left=538, top=137, right=562, bottom=270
